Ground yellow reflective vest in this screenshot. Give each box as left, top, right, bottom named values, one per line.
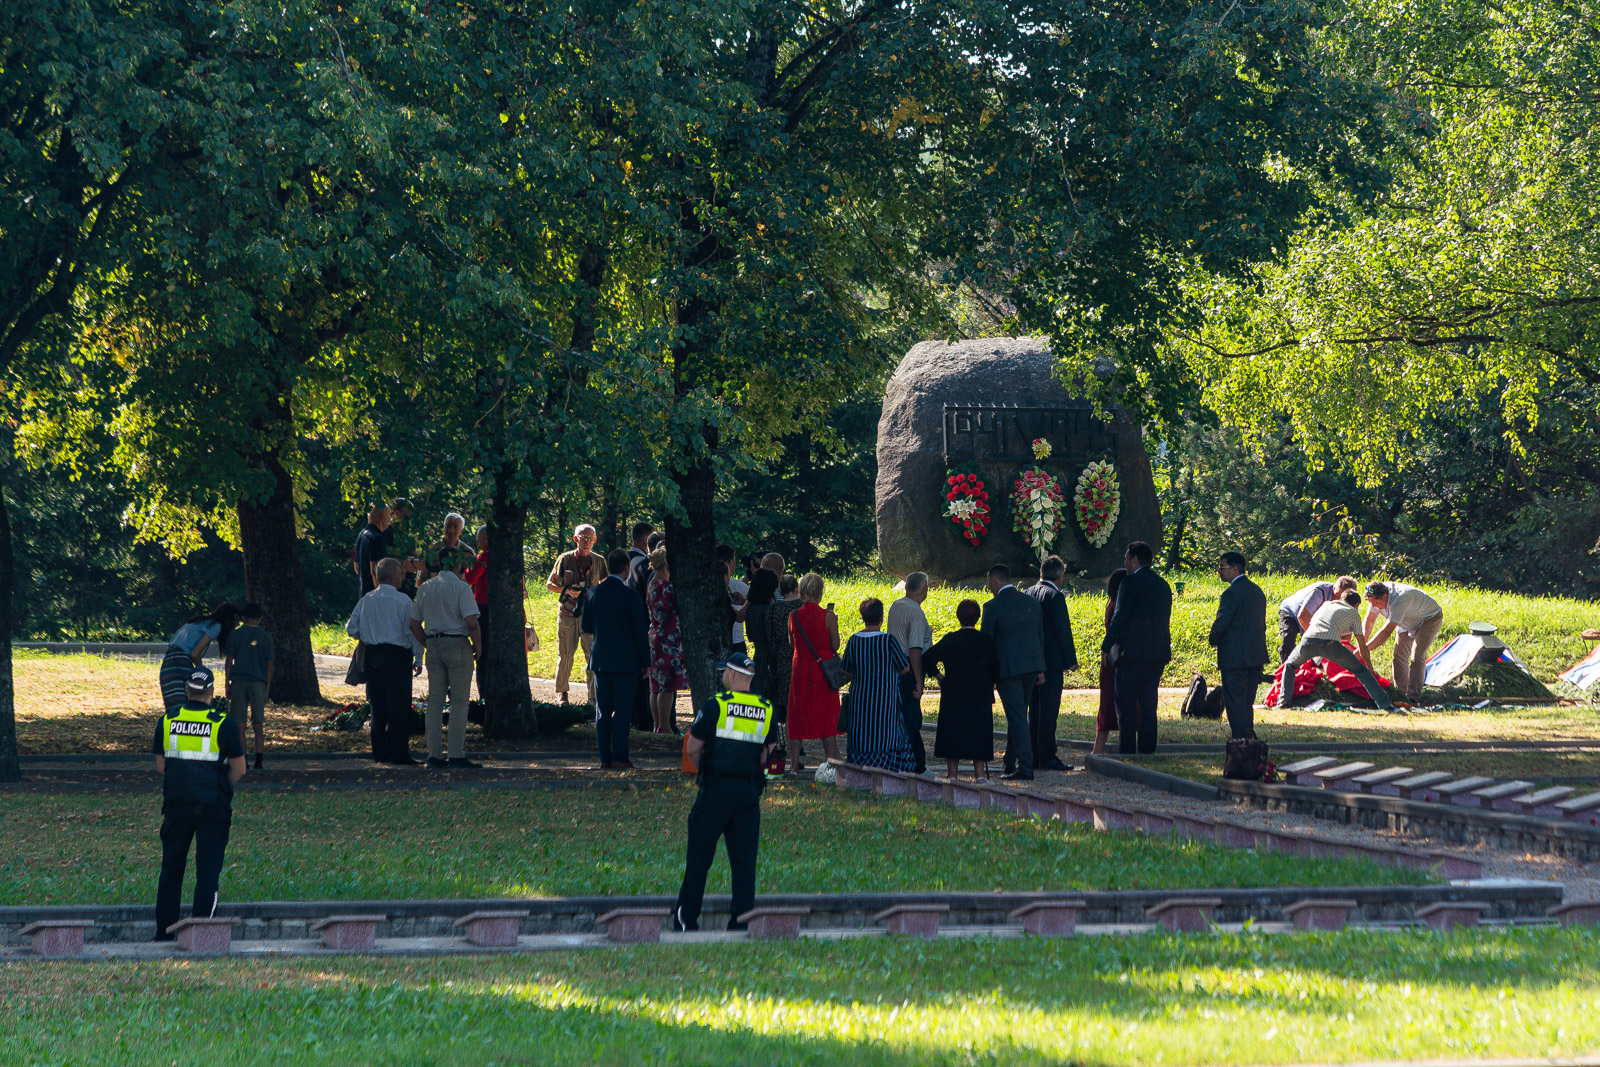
left=161, top=705, right=227, bottom=762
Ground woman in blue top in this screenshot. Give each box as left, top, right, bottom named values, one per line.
left=161, top=605, right=241, bottom=713
left=840, top=597, right=916, bottom=773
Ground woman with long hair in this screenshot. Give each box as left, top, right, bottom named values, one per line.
left=646, top=547, right=689, bottom=733
left=160, top=605, right=242, bottom=713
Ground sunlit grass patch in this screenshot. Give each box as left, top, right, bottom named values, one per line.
left=4, top=929, right=1599, bottom=1065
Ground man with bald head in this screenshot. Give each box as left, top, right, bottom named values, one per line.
left=546, top=523, right=608, bottom=705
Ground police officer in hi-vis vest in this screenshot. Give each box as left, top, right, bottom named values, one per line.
left=152, top=665, right=246, bottom=940
left=672, top=652, right=778, bottom=932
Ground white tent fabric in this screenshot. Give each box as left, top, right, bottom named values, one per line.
left=1560, top=644, right=1600, bottom=692
left=1423, top=633, right=1531, bottom=688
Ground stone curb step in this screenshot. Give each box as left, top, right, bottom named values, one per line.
left=11, top=908, right=1588, bottom=961
left=828, top=758, right=1505, bottom=881
left=1279, top=755, right=1600, bottom=822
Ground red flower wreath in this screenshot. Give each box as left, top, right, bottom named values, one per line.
left=941, top=466, right=991, bottom=547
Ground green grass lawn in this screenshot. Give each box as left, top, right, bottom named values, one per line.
left=5, top=929, right=1599, bottom=1065
left=314, top=567, right=1600, bottom=686
left=0, top=786, right=1429, bottom=907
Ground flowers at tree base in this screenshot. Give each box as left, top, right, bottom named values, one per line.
left=1074, top=459, right=1121, bottom=548
left=1009, top=465, right=1065, bottom=560
left=1031, top=437, right=1052, bottom=461
left=942, top=467, right=991, bottom=546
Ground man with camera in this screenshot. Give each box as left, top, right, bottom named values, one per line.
left=545, top=523, right=607, bottom=705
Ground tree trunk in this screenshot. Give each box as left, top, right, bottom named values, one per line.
left=668, top=443, right=729, bottom=710
left=484, top=466, right=533, bottom=734
left=0, top=466, right=19, bottom=781
left=237, top=449, right=321, bottom=704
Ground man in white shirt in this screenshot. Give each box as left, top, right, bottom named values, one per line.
left=1363, top=581, right=1444, bottom=704
left=345, top=557, right=424, bottom=764
left=1276, top=576, right=1358, bottom=663
left=410, top=544, right=482, bottom=769
left=1285, top=591, right=1394, bottom=711
left=886, top=572, right=934, bottom=774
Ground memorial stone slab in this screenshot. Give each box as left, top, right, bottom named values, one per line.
left=18, top=920, right=94, bottom=957
left=1283, top=899, right=1358, bottom=932
left=1393, top=771, right=1455, bottom=801
left=1416, top=901, right=1488, bottom=931
left=453, top=910, right=528, bottom=947
left=738, top=907, right=811, bottom=941
left=1350, top=766, right=1414, bottom=795
left=595, top=908, right=669, bottom=944
left=1549, top=901, right=1600, bottom=928
left=167, top=916, right=239, bottom=955
left=1469, top=780, right=1536, bottom=811
left=311, top=915, right=385, bottom=951
left=875, top=904, right=949, bottom=938
left=1010, top=900, right=1087, bottom=938
left=876, top=338, right=1162, bottom=582
left=1147, top=897, right=1222, bottom=933
left=1511, top=786, right=1576, bottom=818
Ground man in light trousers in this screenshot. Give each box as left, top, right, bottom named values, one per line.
left=410, top=543, right=482, bottom=768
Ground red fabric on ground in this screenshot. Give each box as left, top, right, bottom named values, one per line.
left=1264, top=645, right=1392, bottom=707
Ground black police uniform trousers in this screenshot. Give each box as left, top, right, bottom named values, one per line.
left=365, top=642, right=414, bottom=762
left=674, top=776, right=762, bottom=930
left=1114, top=658, right=1162, bottom=754
left=155, top=799, right=232, bottom=939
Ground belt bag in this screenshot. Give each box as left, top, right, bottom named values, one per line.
left=795, top=617, right=847, bottom=691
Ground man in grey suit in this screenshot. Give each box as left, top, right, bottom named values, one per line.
left=1101, top=541, right=1171, bottom=754
left=1208, top=551, right=1269, bottom=739
left=1025, top=555, right=1078, bottom=771
left=981, top=563, right=1046, bottom=780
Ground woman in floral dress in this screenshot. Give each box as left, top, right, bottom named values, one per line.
left=646, top=547, right=688, bottom=733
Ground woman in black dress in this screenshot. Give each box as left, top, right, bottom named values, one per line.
left=922, top=598, right=998, bottom=780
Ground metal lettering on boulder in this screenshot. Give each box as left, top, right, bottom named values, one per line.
left=876, top=337, right=1162, bottom=583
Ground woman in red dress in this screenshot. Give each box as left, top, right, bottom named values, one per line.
left=787, top=573, right=843, bottom=765
left=1094, top=568, right=1128, bottom=754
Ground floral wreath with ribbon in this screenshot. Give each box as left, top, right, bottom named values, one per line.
left=1010, top=439, right=1066, bottom=560
left=941, top=464, right=991, bottom=547
left=1074, top=458, right=1121, bottom=548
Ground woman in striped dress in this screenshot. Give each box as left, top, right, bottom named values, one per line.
left=161, top=605, right=241, bottom=712
left=840, top=597, right=916, bottom=773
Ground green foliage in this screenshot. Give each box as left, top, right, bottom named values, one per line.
left=717, top=392, right=882, bottom=574
left=1182, top=0, right=1600, bottom=485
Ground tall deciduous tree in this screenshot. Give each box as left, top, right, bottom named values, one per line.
left=1181, top=0, right=1600, bottom=484
left=76, top=1, right=463, bottom=703
left=0, top=0, right=212, bottom=779
left=588, top=0, right=1390, bottom=705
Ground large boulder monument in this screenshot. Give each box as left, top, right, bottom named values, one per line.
left=876, top=337, right=1163, bottom=583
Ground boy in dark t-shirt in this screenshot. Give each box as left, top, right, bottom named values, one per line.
left=225, top=603, right=275, bottom=769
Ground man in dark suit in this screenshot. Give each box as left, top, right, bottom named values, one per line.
left=583, top=548, right=651, bottom=770
left=1101, top=541, right=1172, bottom=754
left=1208, top=551, right=1269, bottom=739
left=1025, top=555, right=1078, bottom=771
left=981, top=563, right=1046, bottom=780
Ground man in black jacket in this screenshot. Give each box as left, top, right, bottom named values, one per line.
left=1208, top=551, right=1270, bottom=739
left=1101, top=541, right=1172, bottom=754
left=1025, top=555, right=1078, bottom=771
left=981, top=564, right=1046, bottom=780
left=583, top=549, right=651, bottom=769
